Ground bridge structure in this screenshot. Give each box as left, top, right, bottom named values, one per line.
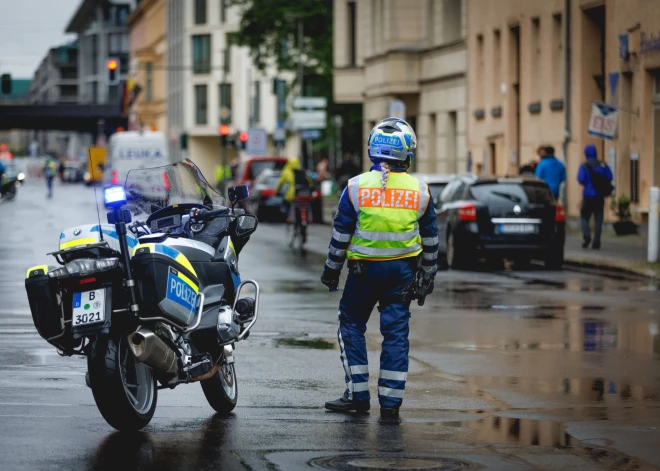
left=0, top=104, right=127, bottom=133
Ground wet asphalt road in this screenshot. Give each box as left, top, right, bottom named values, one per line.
left=0, top=181, right=659, bottom=471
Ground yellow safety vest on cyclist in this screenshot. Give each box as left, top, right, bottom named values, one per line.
left=346, top=171, right=430, bottom=260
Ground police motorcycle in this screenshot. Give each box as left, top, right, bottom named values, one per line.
left=24, top=159, right=260, bottom=431
left=0, top=168, right=25, bottom=202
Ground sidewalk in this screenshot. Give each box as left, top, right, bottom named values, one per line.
left=317, top=200, right=660, bottom=279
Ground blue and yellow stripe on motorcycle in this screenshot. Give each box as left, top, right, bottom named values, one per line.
left=90, top=225, right=137, bottom=249
left=132, top=243, right=198, bottom=278
left=26, top=265, right=48, bottom=278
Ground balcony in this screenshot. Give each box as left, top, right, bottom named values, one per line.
left=420, top=42, right=466, bottom=83
left=363, top=51, right=421, bottom=98
left=333, top=67, right=365, bottom=103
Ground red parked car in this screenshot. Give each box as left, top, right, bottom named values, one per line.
left=233, top=156, right=288, bottom=187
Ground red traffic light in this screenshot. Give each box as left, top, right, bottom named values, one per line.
left=219, top=124, right=230, bottom=136
left=106, top=59, right=119, bottom=71
left=239, top=132, right=248, bottom=142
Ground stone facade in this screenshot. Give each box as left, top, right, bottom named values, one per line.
left=467, top=0, right=660, bottom=221
left=333, top=0, right=467, bottom=173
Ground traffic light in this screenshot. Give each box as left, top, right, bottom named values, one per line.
left=1, top=74, right=11, bottom=95
left=219, top=124, right=230, bottom=146
left=235, top=131, right=248, bottom=150
left=106, top=58, right=120, bottom=85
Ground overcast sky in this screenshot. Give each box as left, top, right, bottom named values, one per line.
left=0, top=0, right=82, bottom=78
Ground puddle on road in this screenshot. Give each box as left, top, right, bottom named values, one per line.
left=275, top=336, right=335, bottom=350
left=443, top=415, right=580, bottom=447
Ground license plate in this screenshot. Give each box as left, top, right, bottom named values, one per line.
left=499, top=224, right=537, bottom=234
left=72, top=289, right=105, bottom=326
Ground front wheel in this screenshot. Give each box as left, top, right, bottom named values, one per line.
left=200, top=361, right=237, bottom=414
left=88, top=334, right=157, bottom=431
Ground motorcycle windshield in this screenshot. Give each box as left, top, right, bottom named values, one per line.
left=125, top=159, right=225, bottom=217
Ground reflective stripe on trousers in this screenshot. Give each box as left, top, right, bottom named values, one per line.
left=337, top=259, right=413, bottom=407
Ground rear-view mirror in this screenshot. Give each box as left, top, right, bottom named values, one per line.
left=235, top=214, right=258, bottom=238
left=228, top=185, right=249, bottom=204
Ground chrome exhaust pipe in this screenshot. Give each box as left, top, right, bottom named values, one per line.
left=127, top=327, right=179, bottom=375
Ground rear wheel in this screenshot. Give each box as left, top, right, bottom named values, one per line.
left=200, top=361, right=238, bottom=414
left=447, top=232, right=471, bottom=270
left=88, top=334, right=157, bottom=431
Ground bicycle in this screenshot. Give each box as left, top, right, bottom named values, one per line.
left=286, top=192, right=314, bottom=252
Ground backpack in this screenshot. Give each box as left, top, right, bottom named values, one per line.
left=585, top=161, right=613, bottom=197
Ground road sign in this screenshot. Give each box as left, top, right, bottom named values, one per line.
left=588, top=102, right=618, bottom=140
left=388, top=99, right=406, bottom=119
left=246, top=127, right=268, bottom=156
left=292, top=110, right=327, bottom=130
left=301, top=129, right=321, bottom=140
left=293, top=97, right=327, bottom=109
left=273, top=128, right=286, bottom=142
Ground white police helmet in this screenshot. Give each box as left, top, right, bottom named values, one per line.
left=367, top=117, right=417, bottom=165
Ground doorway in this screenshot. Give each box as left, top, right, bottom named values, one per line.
left=489, top=142, right=497, bottom=176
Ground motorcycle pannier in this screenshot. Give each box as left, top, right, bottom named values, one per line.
left=25, top=266, right=68, bottom=349
left=132, top=244, right=200, bottom=327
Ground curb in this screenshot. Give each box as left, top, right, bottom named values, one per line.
left=563, top=257, right=658, bottom=281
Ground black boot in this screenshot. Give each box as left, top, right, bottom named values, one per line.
left=582, top=237, right=591, bottom=249
left=325, top=397, right=370, bottom=413
left=380, top=407, right=399, bottom=418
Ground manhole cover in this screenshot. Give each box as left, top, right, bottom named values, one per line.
left=310, top=454, right=471, bottom=470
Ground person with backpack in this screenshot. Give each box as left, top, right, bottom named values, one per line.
left=577, top=144, right=613, bottom=249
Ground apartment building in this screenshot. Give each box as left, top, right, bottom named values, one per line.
left=65, top=0, right=136, bottom=105
left=333, top=0, right=467, bottom=173
left=181, top=0, right=297, bottom=181
left=127, top=0, right=167, bottom=133
left=27, top=42, right=82, bottom=157
left=467, top=0, right=660, bottom=220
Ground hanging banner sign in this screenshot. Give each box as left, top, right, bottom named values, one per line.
left=588, top=103, right=619, bottom=141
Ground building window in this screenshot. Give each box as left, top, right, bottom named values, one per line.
left=493, top=29, right=501, bottom=102
left=220, top=0, right=226, bottom=23
left=223, top=38, right=231, bottom=73
left=253, top=81, right=261, bottom=124
left=192, top=35, right=211, bottom=74
left=146, top=62, right=153, bottom=103
left=91, top=35, right=98, bottom=75
left=553, top=14, right=563, bottom=98
left=108, top=84, right=120, bottom=104
left=195, top=0, right=207, bottom=24
left=476, top=34, right=484, bottom=106
left=220, top=82, right=232, bottom=123
left=195, top=85, right=208, bottom=125
left=108, top=33, right=129, bottom=55
left=531, top=17, right=541, bottom=102
left=442, top=0, right=461, bottom=43
left=347, top=1, right=356, bottom=66
left=91, top=82, right=98, bottom=104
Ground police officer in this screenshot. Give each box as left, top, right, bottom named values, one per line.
left=321, top=117, right=438, bottom=417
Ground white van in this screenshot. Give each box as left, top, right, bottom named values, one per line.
left=104, top=131, right=169, bottom=187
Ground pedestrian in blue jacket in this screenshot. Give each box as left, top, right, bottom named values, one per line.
left=535, top=146, right=566, bottom=199
left=577, top=144, right=613, bottom=249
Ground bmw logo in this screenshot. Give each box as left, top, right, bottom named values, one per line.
left=513, top=205, right=521, bottom=214
left=73, top=228, right=82, bottom=236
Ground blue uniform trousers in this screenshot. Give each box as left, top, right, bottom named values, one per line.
left=337, top=258, right=415, bottom=408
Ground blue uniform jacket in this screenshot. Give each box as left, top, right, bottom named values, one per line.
left=325, top=167, right=439, bottom=275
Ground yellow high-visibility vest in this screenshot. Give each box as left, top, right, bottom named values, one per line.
left=346, top=170, right=430, bottom=260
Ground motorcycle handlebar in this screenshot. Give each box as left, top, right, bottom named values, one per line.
left=192, top=207, right=230, bottom=221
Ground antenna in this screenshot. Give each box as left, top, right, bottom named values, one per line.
left=88, top=149, right=104, bottom=242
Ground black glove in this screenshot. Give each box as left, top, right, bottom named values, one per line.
left=414, top=270, right=435, bottom=298
left=321, top=266, right=341, bottom=291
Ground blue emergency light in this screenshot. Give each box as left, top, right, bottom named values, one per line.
left=104, top=185, right=127, bottom=208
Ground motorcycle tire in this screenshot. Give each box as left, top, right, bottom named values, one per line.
left=200, top=362, right=237, bottom=414
left=5, top=186, right=16, bottom=201
left=88, top=334, right=157, bottom=431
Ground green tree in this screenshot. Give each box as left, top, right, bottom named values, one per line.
left=228, top=0, right=362, bottom=162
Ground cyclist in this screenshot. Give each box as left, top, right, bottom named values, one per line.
left=276, top=158, right=314, bottom=222
left=321, top=117, right=438, bottom=418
